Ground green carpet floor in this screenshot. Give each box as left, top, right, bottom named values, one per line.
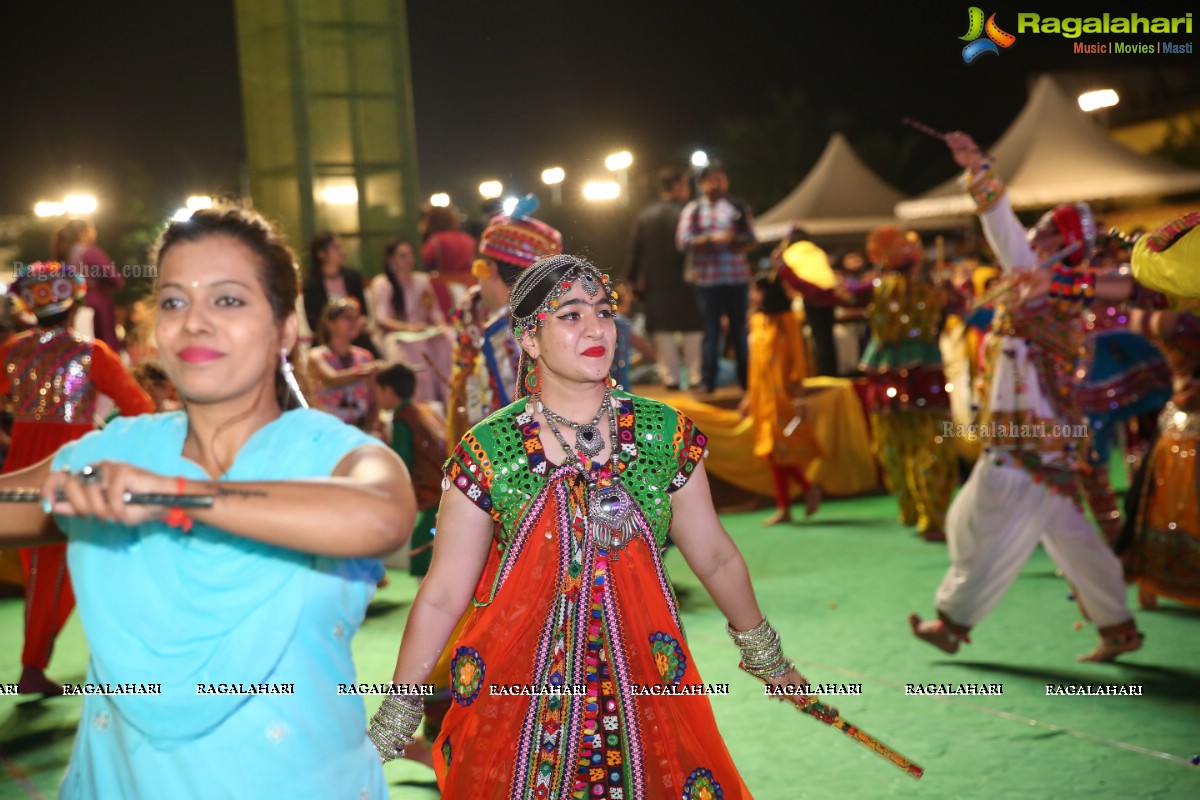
left=2, top=491, right=1198, bottom=799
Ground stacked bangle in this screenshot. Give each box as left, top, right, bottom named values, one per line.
left=958, top=162, right=1006, bottom=213
left=727, top=618, right=794, bottom=680
left=367, top=692, right=424, bottom=763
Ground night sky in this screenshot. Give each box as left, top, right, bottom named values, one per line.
left=1, top=1, right=1197, bottom=222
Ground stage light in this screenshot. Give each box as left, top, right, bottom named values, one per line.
left=583, top=181, right=621, bottom=201
left=63, top=194, right=98, bottom=215
left=605, top=151, right=633, bottom=171
left=34, top=201, right=66, bottom=217
left=1078, top=89, right=1119, bottom=112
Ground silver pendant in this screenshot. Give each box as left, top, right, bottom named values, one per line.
left=579, top=270, right=600, bottom=297
left=575, top=424, right=604, bottom=458
left=587, top=481, right=636, bottom=551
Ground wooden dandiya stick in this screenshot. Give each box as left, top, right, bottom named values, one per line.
left=796, top=696, right=925, bottom=780
left=422, top=353, right=451, bottom=388
left=902, top=117, right=949, bottom=142
left=971, top=273, right=1029, bottom=311
left=747, top=667, right=925, bottom=779
left=969, top=243, right=1083, bottom=311
left=901, top=117, right=997, bottom=166
left=0, top=489, right=215, bottom=508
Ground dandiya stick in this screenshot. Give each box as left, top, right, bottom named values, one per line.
left=422, top=353, right=451, bottom=388
left=747, top=667, right=925, bottom=779
left=903, top=117, right=1000, bottom=170
left=797, top=696, right=925, bottom=780
left=971, top=273, right=1029, bottom=311
left=0, top=489, right=215, bottom=507
left=902, top=117, right=949, bottom=142
left=969, top=242, right=1082, bottom=311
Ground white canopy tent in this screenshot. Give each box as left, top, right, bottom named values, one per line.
left=897, top=75, right=1200, bottom=219
left=755, top=134, right=965, bottom=242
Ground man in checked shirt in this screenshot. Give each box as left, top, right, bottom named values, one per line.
left=676, top=161, right=757, bottom=395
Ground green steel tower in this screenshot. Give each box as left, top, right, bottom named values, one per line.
left=234, top=0, right=420, bottom=286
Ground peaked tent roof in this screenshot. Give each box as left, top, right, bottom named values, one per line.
left=897, top=76, right=1200, bottom=219
left=755, top=134, right=963, bottom=241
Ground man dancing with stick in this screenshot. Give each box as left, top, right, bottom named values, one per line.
left=909, top=131, right=1142, bottom=662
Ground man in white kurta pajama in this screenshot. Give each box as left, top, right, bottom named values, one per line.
left=909, top=132, right=1141, bottom=663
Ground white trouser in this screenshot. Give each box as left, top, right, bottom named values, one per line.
left=653, top=331, right=703, bottom=387
left=935, top=458, right=1130, bottom=628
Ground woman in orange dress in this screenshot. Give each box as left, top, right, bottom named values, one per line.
left=1121, top=215, right=1200, bottom=608
left=1, top=262, right=154, bottom=694
left=370, top=255, right=822, bottom=799
left=740, top=271, right=823, bottom=526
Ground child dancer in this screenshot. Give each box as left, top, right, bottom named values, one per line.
left=374, top=363, right=445, bottom=579
left=740, top=271, right=823, bottom=525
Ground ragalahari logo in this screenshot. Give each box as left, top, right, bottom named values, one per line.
left=960, top=7, right=1016, bottom=62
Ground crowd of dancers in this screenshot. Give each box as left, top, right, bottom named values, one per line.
left=0, top=127, right=1198, bottom=797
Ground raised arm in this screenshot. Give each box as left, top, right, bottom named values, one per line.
left=787, top=271, right=873, bottom=308
left=945, top=131, right=1036, bottom=273
left=43, top=443, right=415, bottom=557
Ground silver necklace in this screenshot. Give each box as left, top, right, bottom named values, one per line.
left=539, top=391, right=637, bottom=552
left=542, top=394, right=608, bottom=458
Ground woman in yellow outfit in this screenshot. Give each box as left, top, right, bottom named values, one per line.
left=740, top=271, right=823, bottom=525
left=776, top=228, right=959, bottom=541
left=1121, top=213, right=1200, bottom=609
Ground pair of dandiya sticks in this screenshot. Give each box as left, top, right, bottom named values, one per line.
left=0, top=489, right=926, bottom=779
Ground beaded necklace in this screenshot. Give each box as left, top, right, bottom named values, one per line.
left=538, top=388, right=637, bottom=551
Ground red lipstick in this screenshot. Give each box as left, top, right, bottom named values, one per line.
left=177, top=346, right=223, bottom=363
left=582, top=346, right=606, bottom=357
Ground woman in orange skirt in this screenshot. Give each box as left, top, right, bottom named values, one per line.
left=1121, top=217, right=1200, bottom=608
left=370, top=255, right=822, bottom=799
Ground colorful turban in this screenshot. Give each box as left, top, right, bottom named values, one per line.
left=9, top=261, right=87, bottom=319
left=1030, top=203, right=1096, bottom=267
left=1131, top=211, right=1200, bottom=299
left=866, top=226, right=923, bottom=270
left=478, top=195, right=562, bottom=269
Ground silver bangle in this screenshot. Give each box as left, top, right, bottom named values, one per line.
left=367, top=693, right=424, bottom=763
left=727, top=618, right=795, bottom=680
